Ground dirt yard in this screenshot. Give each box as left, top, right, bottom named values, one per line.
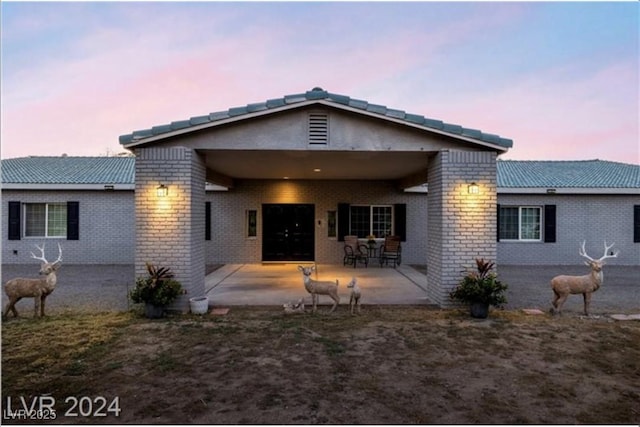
left=2, top=306, right=639, bottom=424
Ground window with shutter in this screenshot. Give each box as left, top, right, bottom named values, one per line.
left=23, top=203, right=69, bottom=238
left=498, top=206, right=542, bottom=241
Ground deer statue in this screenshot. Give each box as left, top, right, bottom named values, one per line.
left=297, top=265, right=340, bottom=313
left=3, top=243, right=63, bottom=319
left=550, top=241, right=618, bottom=316
left=347, top=277, right=361, bottom=315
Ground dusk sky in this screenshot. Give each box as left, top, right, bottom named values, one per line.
left=1, top=2, right=638, bottom=163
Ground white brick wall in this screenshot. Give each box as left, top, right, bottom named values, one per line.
left=134, top=147, right=206, bottom=311
left=426, top=150, right=498, bottom=306
left=498, top=194, right=640, bottom=265
left=2, top=190, right=134, bottom=265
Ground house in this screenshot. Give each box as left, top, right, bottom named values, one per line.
left=2, top=88, right=639, bottom=309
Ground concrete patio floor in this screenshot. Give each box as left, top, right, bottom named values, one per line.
left=205, top=263, right=434, bottom=307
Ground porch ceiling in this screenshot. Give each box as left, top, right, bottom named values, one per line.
left=202, top=149, right=433, bottom=187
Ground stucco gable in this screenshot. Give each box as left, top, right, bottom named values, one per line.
left=153, top=106, right=489, bottom=154
left=119, top=87, right=513, bottom=152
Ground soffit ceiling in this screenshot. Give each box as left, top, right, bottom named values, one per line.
left=202, top=149, right=433, bottom=183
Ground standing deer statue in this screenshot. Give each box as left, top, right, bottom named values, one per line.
left=550, top=241, right=618, bottom=316
left=347, top=277, right=361, bottom=315
left=3, top=243, right=62, bottom=319
left=297, top=265, right=340, bottom=313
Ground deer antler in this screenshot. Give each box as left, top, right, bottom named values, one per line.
left=578, top=240, right=595, bottom=262
left=30, top=244, right=49, bottom=263
left=29, top=243, right=63, bottom=265
left=53, top=243, right=63, bottom=265
left=598, top=241, right=619, bottom=262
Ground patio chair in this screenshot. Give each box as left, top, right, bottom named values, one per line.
left=379, top=235, right=402, bottom=268
left=343, top=235, right=369, bottom=268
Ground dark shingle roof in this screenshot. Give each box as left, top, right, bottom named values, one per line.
left=1, top=156, right=135, bottom=185
left=119, top=87, right=513, bottom=149
left=497, top=160, right=640, bottom=188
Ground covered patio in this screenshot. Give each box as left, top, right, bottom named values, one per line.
left=121, top=88, right=512, bottom=310
left=205, top=263, right=433, bottom=307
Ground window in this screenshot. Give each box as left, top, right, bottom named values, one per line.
left=24, top=203, right=67, bottom=238
left=349, top=205, right=393, bottom=238
left=372, top=206, right=392, bottom=237
left=246, top=210, right=257, bottom=238
left=499, top=206, right=541, bottom=241
left=327, top=210, right=336, bottom=238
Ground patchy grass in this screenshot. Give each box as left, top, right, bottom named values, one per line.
left=2, top=307, right=639, bottom=424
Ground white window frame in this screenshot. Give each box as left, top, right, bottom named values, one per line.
left=500, top=206, right=542, bottom=242
left=23, top=203, right=67, bottom=238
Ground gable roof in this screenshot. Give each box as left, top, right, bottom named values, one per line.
left=2, top=157, right=638, bottom=193
left=119, top=87, right=513, bottom=151
left=1, top=156, right=135, bottom=189
left=497, top=160, right=640, bottom=191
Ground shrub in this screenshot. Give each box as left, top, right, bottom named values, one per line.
left=130, top=263, right=182, bottom=307
left=449, top=258, right=508, bottom=308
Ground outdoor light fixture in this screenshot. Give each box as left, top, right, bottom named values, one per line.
left=157, top=184, right=168, bottom=197
left=468, top=182, right=479, bottom=195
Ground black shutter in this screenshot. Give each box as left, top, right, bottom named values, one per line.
left=67, top=201, right=79, bottom=240
left=634, top=205, right=640, bottom=243
left=8, top=201, right=21, bottom=240
left=337, top=203, right=350, bottom=242
left=394, top=204, right=407, bottom=241
left=544, top=205, right=556, bottom=243
left=205, top=202, right=211, bottom=241
left=496, top=204, right=501, bottom=242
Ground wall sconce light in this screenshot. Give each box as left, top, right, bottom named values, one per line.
left=468, top=182, right=479, bottom=195
left=156, top=184, right=168, bottom=197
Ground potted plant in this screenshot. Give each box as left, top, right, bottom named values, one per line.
left=130, top=263, right=183, bottom=318
left=449, top=258, right=508, bottom=319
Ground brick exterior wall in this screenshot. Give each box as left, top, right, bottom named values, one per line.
left=426, top=150, right=498, bottom=306
left=2, top=190, right=134, bottom=265
left=497, top=194, right=640, bottom=265
left=134, top=147, right=206, bottom=311
left=205, top=179, right=428, bottom=265
left=2, top=177, right=640, bottom=283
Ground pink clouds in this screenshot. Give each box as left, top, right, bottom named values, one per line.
left=1, top=3, right=637, bottom=165
left=416, top=58, right=638, bottom=164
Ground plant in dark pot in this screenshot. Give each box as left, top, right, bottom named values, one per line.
left=130, top=263, right=183, bottom=318
left=449, top=258, right=507, bottom=319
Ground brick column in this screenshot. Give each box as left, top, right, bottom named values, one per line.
left=426, top=150, right=498, bottom=307
left=134, top=147, right=206, bottom=312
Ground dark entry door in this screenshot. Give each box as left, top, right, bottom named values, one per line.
left=262, top=204, right=315, bottom=261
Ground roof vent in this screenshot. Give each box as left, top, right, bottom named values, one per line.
left=308, top=113, right=329, bottom=145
